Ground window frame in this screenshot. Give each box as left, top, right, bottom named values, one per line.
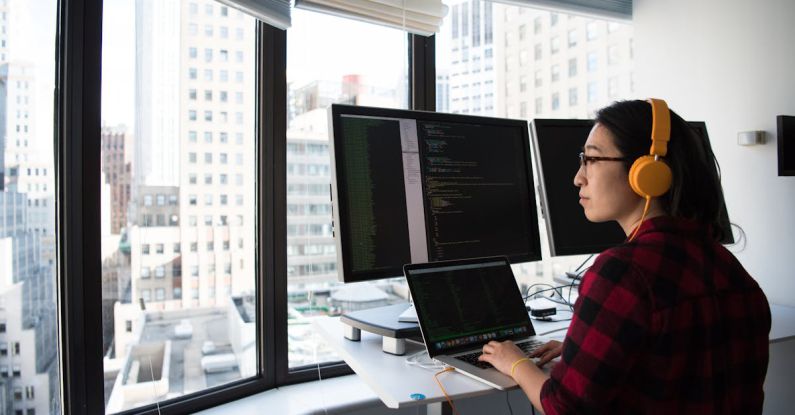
left=58, top=0, right=435, bottom=412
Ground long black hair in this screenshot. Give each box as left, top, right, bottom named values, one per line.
left=595, top=100, right=732, bottom=243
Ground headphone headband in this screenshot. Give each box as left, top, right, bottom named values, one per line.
left=646, top=98, right=671, bottom=157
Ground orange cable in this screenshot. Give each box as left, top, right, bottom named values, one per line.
left=433, top=367, right=461, bottom=415
left=628, top=196, right=652, bottom=242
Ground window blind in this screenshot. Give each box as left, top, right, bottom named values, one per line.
left=489, top=0, right=632, bottom=21
left=216, top=0, right=292, bottom=29
left=294, top=0, right=448, bottom=36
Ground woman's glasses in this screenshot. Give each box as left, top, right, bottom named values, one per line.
left=578, top=152, right=628, bottom=173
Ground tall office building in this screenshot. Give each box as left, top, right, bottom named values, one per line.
left=0, top=191, right=57, bottom=415
left=495, top=8, right=634, bottom=118
left=286, top=75, right=403, bottom=287
left=101, top=126, right=132, bottom=235
left=129, top=185, right=182, bottom=309
left=134, top=0, right=180, bottom=188
left=0, top=62, right=35, bottom=194
left=443, top=0, right=496, bottom=115
left=130, top=0, right=255, bottom=309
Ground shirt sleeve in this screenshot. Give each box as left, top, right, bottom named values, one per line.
left=540, top=252, right=651, bottom=415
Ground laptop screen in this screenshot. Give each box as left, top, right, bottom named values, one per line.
left=405, top=257, right=535, bottom=358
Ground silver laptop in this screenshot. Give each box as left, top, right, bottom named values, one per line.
left=404, top=256, right=547, bottom=390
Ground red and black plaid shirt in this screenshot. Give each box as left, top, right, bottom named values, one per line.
left=540, top=216, right=770, bottom=414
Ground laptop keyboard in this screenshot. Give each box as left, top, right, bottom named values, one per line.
left=454, top=339, right=544, bottom=369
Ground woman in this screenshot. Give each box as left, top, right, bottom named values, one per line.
left=478, top=100, right=770, bottom=414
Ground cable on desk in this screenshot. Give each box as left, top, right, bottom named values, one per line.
left=404, top=349, right=446, bottom=371
left=505, top=390, right=514, bottom=415
left=433, top=367, right=461, bottom=415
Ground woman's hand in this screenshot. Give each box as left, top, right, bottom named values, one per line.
left=478, top=340, right=528, bottom=377
left=528, top=340, right=562, bottom=367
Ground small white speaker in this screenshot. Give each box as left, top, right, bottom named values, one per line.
left=737, top=130, right=766, bottom=146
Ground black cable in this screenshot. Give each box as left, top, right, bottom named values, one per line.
left=573, top=254, right=595, bottom=274
left=505, top=390, right=514, bottom=415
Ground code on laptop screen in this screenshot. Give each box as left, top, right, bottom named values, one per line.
left=408, top=260, right=533, bottom=355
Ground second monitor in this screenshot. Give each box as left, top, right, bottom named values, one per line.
left=530, top=119, right=734, bottom=258
left=329, top=104, right=542, bottom=283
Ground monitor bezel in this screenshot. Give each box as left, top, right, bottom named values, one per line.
left=530, top=119, right=625, bottom=257
left=329, top=104, right=542, bottom=283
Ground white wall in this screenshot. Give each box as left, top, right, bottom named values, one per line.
left=634, top=0, right=795, bottom=307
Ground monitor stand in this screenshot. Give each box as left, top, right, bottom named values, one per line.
left=340, top=303, right=421, bottom=355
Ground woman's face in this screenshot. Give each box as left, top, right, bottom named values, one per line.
left=573, top=123, right=641, bottom=227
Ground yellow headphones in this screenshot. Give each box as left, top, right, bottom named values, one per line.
left=626, top=98, right=672, bottom=241
left=628, top=98, right=672, bottom=198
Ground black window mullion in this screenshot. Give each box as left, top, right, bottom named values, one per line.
left=57, top=0, right=105, bottom=413
left=410, top=33, right=436, bottom=111
left=259, top=22, right=283, bottom=389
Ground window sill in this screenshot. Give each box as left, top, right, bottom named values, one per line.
left=195, top=375, right=384, bottom=415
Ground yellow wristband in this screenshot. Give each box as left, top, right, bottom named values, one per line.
left=510, top=357, right=531, bottom=378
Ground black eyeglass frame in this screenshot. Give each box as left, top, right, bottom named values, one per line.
left=578, top=151, right=628, bottom=167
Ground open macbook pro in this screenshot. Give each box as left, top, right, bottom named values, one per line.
left=404, top=256, right=548, bottom=390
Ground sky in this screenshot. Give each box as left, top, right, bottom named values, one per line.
left=100, top=0, right=415, bottom=131
left=8, top=0, right=445, bottom=135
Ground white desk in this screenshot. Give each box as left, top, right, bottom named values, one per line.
left=313, top=312, right=569, bottom=410
left=314, top=303, right=795, bottom=412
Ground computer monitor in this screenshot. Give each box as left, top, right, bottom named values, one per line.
left=329, top=104, right=542, bottom=283
left=530, top=119, right=734, bottom=257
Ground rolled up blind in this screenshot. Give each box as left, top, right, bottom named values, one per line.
left=489, top=0, right=632, bottom=21
left=216, top=0, right=292, bottom=29
left=294, top=0, right=448, bottom=36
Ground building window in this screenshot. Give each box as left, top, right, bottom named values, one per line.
left=551, top=64, right=560, bottom=82
left=569, top=87, right=578, bottom=106
left=587, top=21, right=598, bottom=40
left=550, top=36, right=560, bottom=54
left=568, top=29, right=577, bottom=48
left=588, top=81, right=599, bottom=103
left=568, top=58, right=577, bottom=77
left=587, top=52, right=598, bottom=72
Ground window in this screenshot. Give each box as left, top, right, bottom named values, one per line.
left=569, top=87, right=578, bottom=106
left=551, top=64, right=560, bottom=82
left=551, top=92, right=560, bottom=111
left=102, top=4, right=256, bottom=409
left=550, top=36, right=560, bottom=54
left=568, top=58, right=577, bottom=77
left=588, top=81, right=599, bottom=102
left=587, top=21, right=598, bottom=40
left=284, top=7, right=409, bottom=370
left=568, top=29, right=577, bottom=47
left=587, top=51, right=598, bottom=72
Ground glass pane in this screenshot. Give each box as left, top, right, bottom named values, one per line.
left=286, top=9, right=409, bottom=369
left=101, top=0, right=256, bottom=411
left=436, top=1, right=634, bottom=287
left=0, top=0, right=61, bottom=413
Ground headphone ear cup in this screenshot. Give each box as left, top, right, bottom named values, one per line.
left=629, top=155, right=672, bottom=198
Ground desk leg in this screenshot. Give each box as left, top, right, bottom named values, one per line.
left=426, top=402, right=453, bottom=415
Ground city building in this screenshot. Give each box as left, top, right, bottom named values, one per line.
left=496, top=7, right=634, bottom=119
left=101, top=126, right=132, bottom=235
left=442, top=0, right=496, bottom=116
left=0, top=191, right=57, bottom=414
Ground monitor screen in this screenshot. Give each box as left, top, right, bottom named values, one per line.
left=530, top=119, right=733, bottom=257
left=330, top=104, right=542, bottom=283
